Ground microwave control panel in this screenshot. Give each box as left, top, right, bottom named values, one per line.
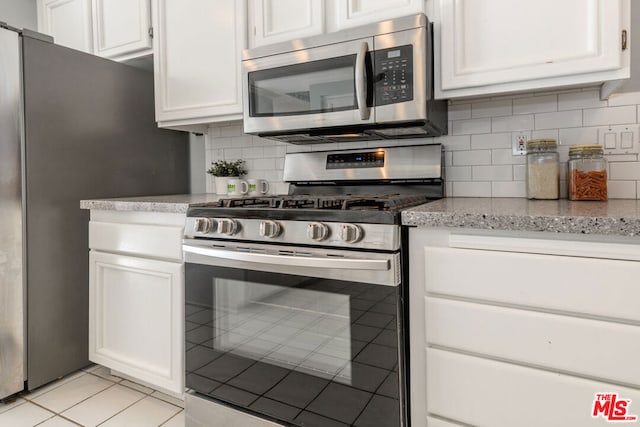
left=375, top=45, right=413, bottom=106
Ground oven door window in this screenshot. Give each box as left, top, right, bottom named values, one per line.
left=185, top=263, right=402, bottom=427
left=249, top=54, right=370, bottom=118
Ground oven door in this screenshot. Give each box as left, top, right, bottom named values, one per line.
left=183, top=240, right=405, bottom=427
left=242, top=37, right=375, bottom=135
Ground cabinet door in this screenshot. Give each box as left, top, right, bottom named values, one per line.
left=248, top=0, right=324, bottom=48
left=153, top=0, right=246, bottom=130
left=89, top=250, right=184, bottom=394
left=37, top=0, right=93, bottom=53
left=435, top=0, right=630, bottom=98
left=327, top=0, right=425, bottom=32
left=91, top=0, right=152, bottom=61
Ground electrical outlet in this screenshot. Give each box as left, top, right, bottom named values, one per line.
left=512, top=134, right=527, bottom=155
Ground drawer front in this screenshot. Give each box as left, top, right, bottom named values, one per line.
left=426, top=347, right=640, bottom=427
left=424, top=246, right=640, bottom=323
left=89, top=221, right=183, bottom=261
left=426, top=297, right=640, bottom=388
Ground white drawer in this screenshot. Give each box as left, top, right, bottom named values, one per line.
left=426, top=347, right=640, bottom=427
left=426, top=296, right=640, bottom=387
left=424, top=246, right=640, bottom=323
left=89, top=221, right=183, bottom=261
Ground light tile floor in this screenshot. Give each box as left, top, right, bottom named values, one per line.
left=0, top=365, right=184, bottom=427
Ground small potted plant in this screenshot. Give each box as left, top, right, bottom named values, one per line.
left=207, top=159, right=247, bottom=194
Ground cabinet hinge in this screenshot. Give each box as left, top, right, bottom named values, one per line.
left=622, top=30, right=628, bottom=50
left=148, top=26, right=154, bottom=39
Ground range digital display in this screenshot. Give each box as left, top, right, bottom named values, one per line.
left=326, top=151, right=385, bottom=169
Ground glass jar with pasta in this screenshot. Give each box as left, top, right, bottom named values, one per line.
left=568, top=144, right=607, bottom=201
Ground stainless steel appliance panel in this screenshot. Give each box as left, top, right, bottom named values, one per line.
left=374, top=27, right=427, bottom=124
left=243, top=36, right=375, bottom=134
left=20, top=33, right=189, bottom=392
left=283, top=144, right=442, bottom=182
left=0, top=26, right=25, bottom=400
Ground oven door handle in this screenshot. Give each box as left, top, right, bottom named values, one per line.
left=355, top=41, right=371, bottom=120
left=183, top=245, right=390, bottom=271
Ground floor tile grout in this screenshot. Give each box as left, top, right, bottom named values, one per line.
left=0, top=365, right=185, bottom=427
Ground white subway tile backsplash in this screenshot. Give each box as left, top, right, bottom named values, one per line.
left=453, top=150, right=491, bottom=166
left=439, top=135, right=471, bottom=151
left=583, top=105, right=637, bottom=126
left=448, top=103, right=471, bottom=120
left=444, top=151, right=453, bottom=167
left=513, top=95, right=557, bottom=115
left=204, top=89, right=640, bottom=199
left=558, top=90, right=607, bottom=111
left=607, top=92, right=640, bottom=107
left=535, top=110, right=582, bottom=129
left=452, top=118, right=492, bottom=135
left=610, top=162, right=640, bottom=180
left=491, top=114, right=534, bottom=132
left=444, top=166, right=472, bottom=181
left=530, top=129, right=558, bottom=141
left=452, top=181, right=491, bottom=197
left=472, top=165, right=513, bottom=181
left=608, top=180, right=637, bottom=199
left=492, top=181, right=526, bottom=198
left=558, top=126, right=599, bottom=146
left=471, top=99, right=512, bottom=118
left=492, top=149, right=526, bottom=165
left=471, top=133, right=510, bottom=150
left=513, top=165, right=526, bottom=181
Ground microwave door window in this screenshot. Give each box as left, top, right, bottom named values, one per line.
left=249, top=55, right=357, bottom=117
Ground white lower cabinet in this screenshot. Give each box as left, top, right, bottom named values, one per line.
left=409, top=228, right=640, bottom=427
left=88, top=210, right=185, bottom=395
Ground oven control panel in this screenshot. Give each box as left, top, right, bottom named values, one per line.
left=184, top=217, right=401, bottom=251
left=375, top=44, right=413, bottom=106
left=326, top=151, right=385, bottom=169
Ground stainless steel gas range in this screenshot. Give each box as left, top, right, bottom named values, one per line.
left=183, top=144, right=443, bottom=427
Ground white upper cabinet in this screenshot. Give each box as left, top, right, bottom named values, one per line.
left=37, top=0, right=93, bottom=53
left=434, top=0, right=631, bottom=99
left=153, top=0, right=246, bottom=131
left=248, top=0, right=324, bottom=48
left=91, top=0, right=152, bottom=61
left=326, top=0, right=426, bottom=32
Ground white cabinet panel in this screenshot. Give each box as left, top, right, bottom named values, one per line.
left=327, top=0, right=425, bottom=32
left=89, top=250, right=184, bottom=394
left=91, top=0, right=152, bottom=60
left=37, top=0, right=93, bottom=53
left=435, top=0, right=630, bottom=98
left=249, top=0, right=324, bottom=48
left=89, top=221, right=183, bottom=261
left=426, top=347, right=640, bottom=427
left=153, top=0, right=246, bottom=130
left=426, top=297, right=640, bottom=387
left=424, top=246, right=640, bottom=323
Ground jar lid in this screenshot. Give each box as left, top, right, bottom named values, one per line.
left=569, top=144, right=603, bottom=153
left=527, top=138, right=557, bottom=150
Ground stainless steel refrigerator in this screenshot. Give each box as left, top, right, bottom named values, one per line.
left=0, top=24, right=189, bottom=400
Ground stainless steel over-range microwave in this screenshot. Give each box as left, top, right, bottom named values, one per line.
left=241, top=14, right=447, bottom=144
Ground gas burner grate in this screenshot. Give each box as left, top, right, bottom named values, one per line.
left=215, top=193, right=430, bottom=212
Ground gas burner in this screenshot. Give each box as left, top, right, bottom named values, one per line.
left=215, top=193, right=430, bottom=212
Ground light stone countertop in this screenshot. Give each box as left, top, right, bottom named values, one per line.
left=402, top=198, right=640, bottom=237
left=80, top=194, right=222, bottom=214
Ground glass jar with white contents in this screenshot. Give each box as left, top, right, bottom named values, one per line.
left=526, top=139, right=559, bottom=200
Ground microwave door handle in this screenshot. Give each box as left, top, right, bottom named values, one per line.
left=355, top=42, right=371, bottom=120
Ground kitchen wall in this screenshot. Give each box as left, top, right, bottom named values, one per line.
left=0, top=0, right=37, bottom=30
left=204, top=87, right=640, bottom=198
